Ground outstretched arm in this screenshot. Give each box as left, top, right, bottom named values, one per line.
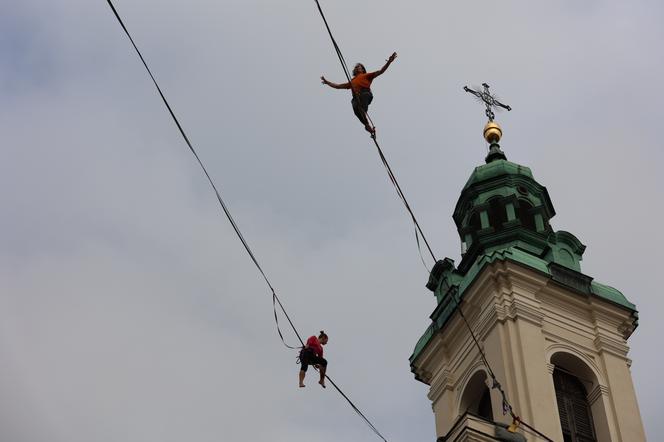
left=321, top=76, right=351, bottom=89
left=371, top=52, right=397, bottom=78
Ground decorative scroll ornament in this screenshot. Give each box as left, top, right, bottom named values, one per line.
left=463, top=83, right=511, bottom=122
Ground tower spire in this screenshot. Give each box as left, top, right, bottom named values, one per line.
left=410, top=91, right=645, bottom=442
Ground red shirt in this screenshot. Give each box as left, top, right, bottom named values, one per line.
left=306, top=336, right=324, bottom=358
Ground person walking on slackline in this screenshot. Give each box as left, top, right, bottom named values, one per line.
left=299, top=331, right=328, bottom=388
left=321, top=52, right=397, bottom=136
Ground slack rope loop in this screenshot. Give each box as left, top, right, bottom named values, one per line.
left=106, top=1, right=389, bottom=440
left=273, top=291, right=304, bottom=349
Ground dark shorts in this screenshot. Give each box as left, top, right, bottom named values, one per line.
left=351, top=88, right=373, bottom=126
left=299, top=348, right=327, bottom=372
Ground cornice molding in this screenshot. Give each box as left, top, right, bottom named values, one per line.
left=413, top=331, right=448, bottom=385
left=593, top=335, right=629, bottom=359
left=542, top=332, right=597, bottom=358
left=587, top=384, right=610, bottom=406
left=429, top=368, right=455, bottom=404
left=463, top=262, right=547, bottom=330
left=506, top=296, right=544, bottom=327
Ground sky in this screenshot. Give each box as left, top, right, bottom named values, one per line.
left=1, top=0, right=663, bottom=441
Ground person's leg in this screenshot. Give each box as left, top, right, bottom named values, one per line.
left=356, top=90, right=375, bottom=135
left=361, top=90, right=373, bottom=108
left=299, top=350, right=310, bottom=387
left=352, top=97, right=371, bottom=132
left=312, top=356, right=328, bottom=388
left=318, top=361, right=327, bottom=388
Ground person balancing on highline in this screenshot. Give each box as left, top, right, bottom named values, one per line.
left=298, top=331, right=328, bottom=388
left=321, top=52, right=397, bottom=136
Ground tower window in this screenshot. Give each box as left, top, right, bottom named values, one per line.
left=515, top=200, right=537, bottom=231
left=477, top=387, right=493, bottom=421
left=553, top=369, right=597, bottom=442
left=487, top=198, right=507, bottom=231
left=468, top=211, right=482, bottom=231
left=459, top=370, right=493, bottom=421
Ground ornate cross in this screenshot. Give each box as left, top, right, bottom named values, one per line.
left=463, top=83, right=511, bottom=121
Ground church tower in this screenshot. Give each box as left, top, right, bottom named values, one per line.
left=410, top=90, right=646, bottom=441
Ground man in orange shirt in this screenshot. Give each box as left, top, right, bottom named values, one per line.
left=321, top=52, right=397, bottom=136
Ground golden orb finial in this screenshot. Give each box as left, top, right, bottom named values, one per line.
left=483, top=121, right=502, bottom=144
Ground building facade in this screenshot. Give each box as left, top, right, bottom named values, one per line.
left=410, top=124, right=645, bottom=441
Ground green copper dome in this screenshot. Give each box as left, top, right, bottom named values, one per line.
left=410, top=145, right=638, bottom=373
left=462, top=159, right=535, bottom=191
left=453, top=154, right=557, bottom=274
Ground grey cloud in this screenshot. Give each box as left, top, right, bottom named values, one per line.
left=1, top=0, right=662, bottom=441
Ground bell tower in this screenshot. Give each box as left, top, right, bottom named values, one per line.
left=410, top=92, right=646, bottom=441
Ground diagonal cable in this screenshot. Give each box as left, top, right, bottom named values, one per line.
left=106, top=1, right=388, bottom=440
left=371, top=137, right=436, bottom=264
left=311, top=1, right=554, bottom=440
left=105, top=0, right=301, bottom=351
left=313, top=0, right=437, bottom=267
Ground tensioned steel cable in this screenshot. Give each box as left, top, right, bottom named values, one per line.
left=105, top=2, right=389, bottom=441
left=104, top=0, right=302, bottom=351
left=311, top=2, right=554, bottom=440
left=312, top=0, right=436, bottom=267
left=372, top=136, right=436, bottom=268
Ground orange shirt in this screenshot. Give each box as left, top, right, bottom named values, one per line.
left=344, top=71, right=379, bottom=94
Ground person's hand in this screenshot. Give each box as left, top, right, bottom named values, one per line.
left=387, top=52, right=397, bottom=63
left=320, top=76, right=328, bottom=85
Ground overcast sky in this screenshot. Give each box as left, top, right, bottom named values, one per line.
left=1, top=0, right=663, bottom=441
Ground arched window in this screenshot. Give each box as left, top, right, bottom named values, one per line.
left=515, top=200, right=537, bottom=231
left=468, top=211, right=482, bottom=232
left=459, top=370, right=493, bottom=421
left=553, top=368, right=597, bottom=442
left=477, top=387, right=492, bottom=421
left=487, top=198, right=507, bottom=231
